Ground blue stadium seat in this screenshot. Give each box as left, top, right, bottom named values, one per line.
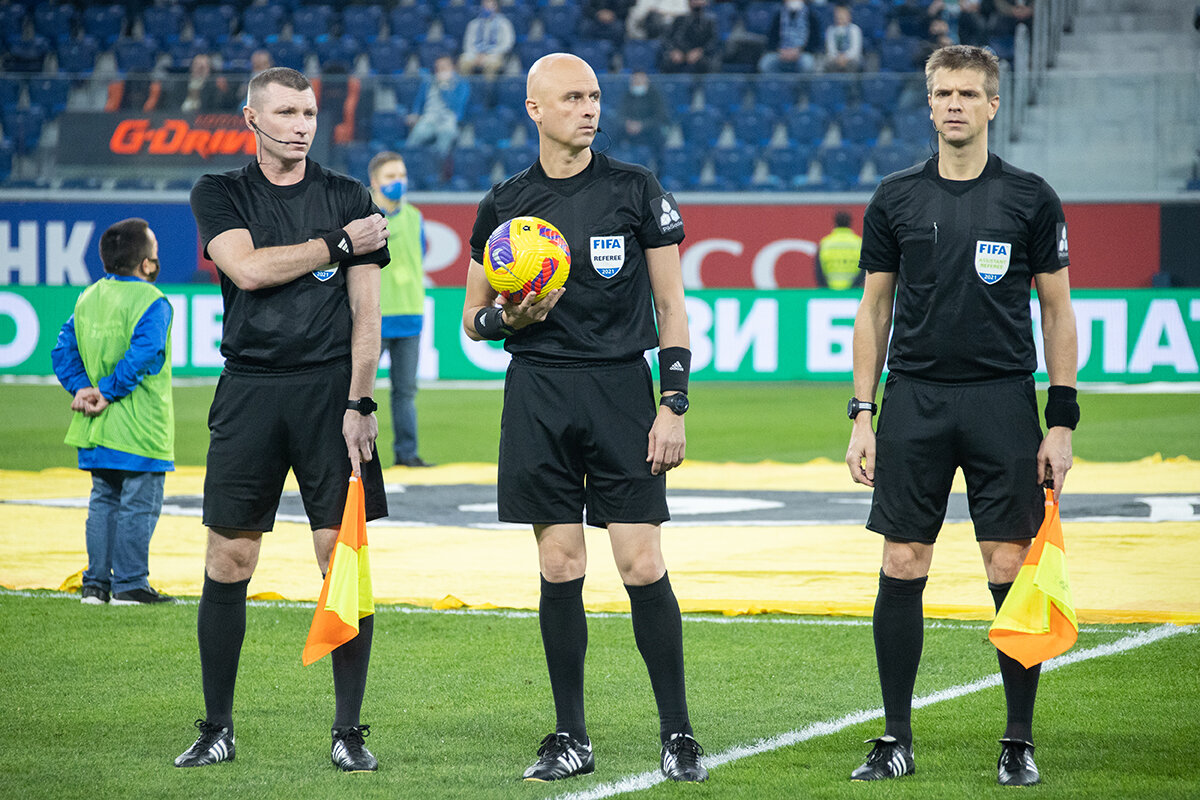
left=517, top=37, right=563, bottom=69
left=539, top=5, right=581, bottom=39
left=418, top=37, right=459, bottom=70
left=241, top=5, right=285, bottom=40
left=389, top=5, right=432, bottom=42
left=403, top=146, right=443, bottom=190
left=576, top=39, right=615, bottom=73
left=0, top=139, right=13, bottom=185
left=608, top=142, right=655, bottom=168
left=506, top=4, right=537, bottom=42
left=164, top=177, right=196, bottom=192
left=81, top=5, right=125, bottom=48
left=491, top=75, right=527, bottom=110
left=342, top=142, right=374, bottom=185
left=192, top=5, right=237, bottom=45
left=701, top=75, right=747, bottom=113
left=763, top=145, right=815, bottom=189
left=837, top=102, right=885, bottom=147
left=710, top=147, right=758, bottom=191
left=292, top=6, right=336, bottom=42
left=439, top=5, right=475, bottom=42
left=168, top=38, right=210, bottom=71
left=475, top=106, right=521, bottom=148
left=711, top=2, right=738, bottom=41
left=784, top=105, right=829, bottom=146
left=265, top=36, right=307, bottom=71
left=391, top=74, right=424, bottom=111
left=1, top=107, right=46, bottom=155
left=658, top=147, right=704, bottom=191
left=0, top=78, right=22, bottom=111
left=805, top=76, right=851, bottom=113
left=500, top=143, right=539, bottom=176
left=818, top=143, right=868, bottom=190
left=221, top=34, right=260, bottom=73
left=811, top=2, right=836, bottom=42
left=315, top=35, right=360, bottom=71
left=890, top=106, right=932, bottom=144
left=742, top=2, right=777, bottom=37
left=369, top=37, right=411, bottom=75
left=33, top=3, right=76, bottom=43
left=596, top=73, right=624, bottom=106
left=860, top=74, right=904, bottom=110
left=114, top=37, right=158, bottom=74
left=621, top=39, right=659, bottom=74
left=28, top=76, right=70, bottom=118
left=870, top=142, right=925, bottom=177
left=57, top=36, right=99, bottom=75
left=369, top=109, right=407, bottom=149
left=731, top=106, right=778, bottom=148
left=0, top=5, right=25, bottom=47
left=989, top=35, right=1015, bottom=63
left=143, top=5, right=185, bottom=44
left=449, top=144, right=497, bottom=191
left=343, top=5, right=384, bottom=43
left=653, top=74, right=695, bottom=115
left=852, top=1, right=888, bottom=46
left=60, top=176, right=106, bottom=190
left=680, top=105, right=725, bottom=148
left=6, top=36, right=51, bottom=73
left=879, top=36, right=919, bottom=72
left=752, top=75, right=799, bottom=114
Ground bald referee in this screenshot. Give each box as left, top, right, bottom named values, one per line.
left=462, top=54, right=707, bottom=783
left=845, top=45, right=1077, bottom=787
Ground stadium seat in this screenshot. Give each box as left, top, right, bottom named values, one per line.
left=143, top=5, right=185, bottom=44
left=711, top=2, right=738, bottom=41
left=574, top=39, right=614, bottom=73
left=596, top=73, right=624, bottom=106
left=81, top=5, right=125, bottom=48
left=879, top=36, right=919, bottom=72
left=731, top=106, right=778, bottom=148
left=343, top=5, right=384, bottom=43
left=241, top=6, right=285, bottom=41
left=890, top=106, right=932, bottom=144
left=5, top=36, right=51, bottom=73
left=784, top=105, right=830, bottom=147
left=506, top=4, right=537, bottom=42
left=658, top=147, right=704, bottom=191
left=491, top=75, right=528, bottom=110
left=621, top=39, right=659, bottom=74
left=57, top=36, right=99, bottom=76
left=870, top=142, right=925, bottom=177
left=989, top=35, right=1016, bottom=64
left=539, top=5, right=581, bottom=39
left=192, top=6, right=237, bottom=45
left=805, top=76, right=851, bottom=114
left=439, top=5, right=474, bottom=42
left=0, top=77, right=22, bottom=110
left=475, top=106, right=521, bottom=148
left=315, top=35, right=360, bottom=71
left=818, top=143, right=868, bottom=190
left=608, top=142, right=655, bottom=169
left=0, top=5, right=25, bottom=46
left=1, top=107, right=46, bottom=155
left=763, top=145, right=815, bottom=189
left=500, top=142, right=539, bottom=176
left=168, top=38, right=209, bottom=71
left=164, top=177, right=196, bottom=192
left=710, top=147, right=758, bottom=191
left=389, top=5, right=432, bottom=42
left=653, top=74, right=696, bottom=115
left=114, top=37, right=159, bottom=74
left=60, top=176, right=106, bottom=190
left=860, top=75, right=904, bottom=110
left=368, top=37, right=410, bottom=75
left=221, top=34, right=260, bottom=74
left=680, top=105, right=726, bottom=149
left=113, top=177, right=159, bottom=191
left=742, top=2, right=777, bottom=37
left=368, top=110, right=407, bottom=149
left=404, top=150, right=443, bottom=191
left=701, top=75, right=747, bottom=114
left=33, top=3, right=76, bottom=43
left=812, top=3, right=837, bottom=41
left=517, top=37, right=564, bottom=69
left=418, top=37, right=459, bottom=70
left=0, top=139, right=13, bottom=185
left=852, top=1, right=888, bottom=46
left=292, top=6, right=336, bottom=42
left=449, top=144, right=497, bottom=191
left=837, top=102, right=885, bottom=147
left=265, top=36, right=307, bottom=72
left=752, top=75, right=799, bottom=114
left=391, top=74, right=423, bottom=112
left=28, top=76, right=71, bottom=118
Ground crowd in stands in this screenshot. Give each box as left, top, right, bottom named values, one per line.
left=0, top=0, right=1043, bottom=192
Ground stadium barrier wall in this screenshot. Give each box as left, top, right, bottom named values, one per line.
left=3, top=286, right=1198, bottom=384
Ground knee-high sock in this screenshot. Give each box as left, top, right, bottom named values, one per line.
left=874, top=570, right=927, bottom=749
left=198, top=573, right=249, bottom=731
left=332, top=613, right=374, bottom=729
left=539, top=575, right=588, bottom=742
left=990, top=581, right=1040, bottom=743
left=626, top=571, right=692, bottom=744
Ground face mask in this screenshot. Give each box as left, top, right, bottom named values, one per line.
left=381, top=179, right=407, bottom=202
left=786, top=0, right=804, bottom=9
left=630, top=83, right=648, bottom=96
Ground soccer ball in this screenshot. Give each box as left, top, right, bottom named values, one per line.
left=483, top=216, right=571, bottom=303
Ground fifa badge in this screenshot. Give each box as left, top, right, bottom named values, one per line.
left=312, top=265, right=339, bottom=282
left=590, top=235, right=625, bottom=279
left=974, top=240, right=1011, bottom=285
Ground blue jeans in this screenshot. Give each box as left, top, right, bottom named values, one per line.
left=384, top=335, right=421, bottom=463
left=83, top=469, right=164, bottom=593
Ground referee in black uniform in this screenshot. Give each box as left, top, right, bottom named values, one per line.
left=174, top=67, right=391, bottom=773
left=462, top=53, right=707, bottom=783
left=845, top=46, right=1078, bottom=787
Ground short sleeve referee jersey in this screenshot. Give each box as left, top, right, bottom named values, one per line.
left=859, top=154, right=1069, bottom=383
left=470, top=152, right=686, bottom=363
left=190, top=159, right=390, bottom=370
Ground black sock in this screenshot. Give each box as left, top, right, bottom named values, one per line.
left=332, top=613, right=374, bottom=730
left=626, top=571, right=692, bottom=744
left=197, top=573, right=249, bottom=732
left=874, top=569, right=927, bottom=750
left=990, top=581, right=1040, bottom=743
left=539, top=574, right=588, bottom=743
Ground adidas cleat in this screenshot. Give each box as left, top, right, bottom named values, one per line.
left=174, top=719, right=235, bottom=767
left=997, top=738, right=1040, bottom=786
left=661, top=733, right=708, bottom=782
left=522, top=732, right=594, bottom=781
left=332, top=724, right=378, bottom=772
left=850, top=735, right=914, bottom=781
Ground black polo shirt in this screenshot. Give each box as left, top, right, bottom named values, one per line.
left=470, top=151, right=686, bottom=363
left=859, top=154, right=1069, bottom=383
left=190, top=159, right=389, bottom=371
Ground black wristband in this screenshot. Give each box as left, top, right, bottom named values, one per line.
left=473, top=306, right=515, bottom=340
left=658, top=347, right=691, bottom=395
left=1044, top=385, right=1080, bottom=430
left=320, top=229, right=353, bottom=263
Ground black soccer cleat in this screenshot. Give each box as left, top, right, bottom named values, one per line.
left=174, top=719, right=235, bottom=767
left=521, top=732, right=595, bottom=781
left=661, top=733, right=709, bottom=782
left=997, top=738, right=1040, bottom=786
left=850, top=735, right=915, bottom=781
left=332, top=724, right=378, bottom=772
left=111, top=586, right=176, bottom=605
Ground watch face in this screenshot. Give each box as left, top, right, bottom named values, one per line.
left=661, top=393, right=689, bottom=415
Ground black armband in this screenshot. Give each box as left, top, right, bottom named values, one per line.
left=658, top=347, right=691, bottom=395
left=473, top=306, right=515, bottom=340
left=1044, top=385, right=1080, bottom=430
left=320, top=229, right=353, bottom=263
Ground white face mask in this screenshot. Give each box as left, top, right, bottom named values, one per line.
left=630, top=83, right=648, bottom=97
left=786, top=0, right=804, bottom=9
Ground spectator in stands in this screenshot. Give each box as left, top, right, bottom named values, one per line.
left=458, top=0, right=516, bottom=79
left=927, top=0, right=989, bottom=47
left=915, top=17, right=956, bottom=68
left=757, top=0, right=819, bottom=74
left=107, top=72, right=162, bottom=112
left=627, top=0, right=689, bottom=40
left=406, top=55, right=470, bottom=156
left=314, top=61, right=367, bottom=145
left=659, top=0, right=721, bottom=73
left=230, top=50, right=274, bottom=109
left=616, top=70, right=669, bottom=160
left=164, top=53, right=234, bottom=112
left=580, top=0, right=635, bottom=45
left=824, top=4, right=864, bottom=72
left=988, top=0, right=1035, bottom=38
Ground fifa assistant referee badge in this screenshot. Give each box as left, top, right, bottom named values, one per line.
left=660, top=393, right=689, bottom=416
left=847, top=397, right=877, bottom=420
left=348, top=397, right=378, bottom=415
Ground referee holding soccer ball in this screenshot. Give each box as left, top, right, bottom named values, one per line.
left=462, top=53, right=707, bottom=783
left=845, top=46, right=1077, bottom=787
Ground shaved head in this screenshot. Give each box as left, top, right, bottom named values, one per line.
left=526, top=53, right=597, bottom=102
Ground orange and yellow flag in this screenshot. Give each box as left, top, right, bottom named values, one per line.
left=988, top=487, right=1078, bottom=669
left=302, top=475, right=374, bottom=666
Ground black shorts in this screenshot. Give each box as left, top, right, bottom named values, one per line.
left=867, top=373, right=1044, bottom=544
left=203, top=361, right=388, bottom=532
left=497, top=357, right=669, bottom=527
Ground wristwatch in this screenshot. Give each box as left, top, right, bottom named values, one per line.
left=347, top=397, right=378, bottom=416
left=847, top=397, right=877, bottom=420
left=659, top=392, right=689, bottom=416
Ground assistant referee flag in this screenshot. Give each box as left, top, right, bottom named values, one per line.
left=988, top=487, right=1079, bottom=668
left=303, top=475, right=375, bottom=666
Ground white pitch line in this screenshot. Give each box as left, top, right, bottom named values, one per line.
left=551, top=623, right=1196, bottom=800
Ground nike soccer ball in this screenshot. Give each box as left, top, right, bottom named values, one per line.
left=483, top=216, right=571, bottom=303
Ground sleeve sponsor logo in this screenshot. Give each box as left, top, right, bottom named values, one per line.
left=1056, top=222, right=1069, bottom=264
left=654, top=193, right=683, bottom=234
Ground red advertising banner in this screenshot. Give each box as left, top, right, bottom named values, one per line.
left=414, top=201, right=1159, bottom=289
